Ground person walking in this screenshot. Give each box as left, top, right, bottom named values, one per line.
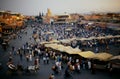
left=91, top=62, right=96, bottom=74
left=46, top=56, right=49, bottom=64
left=26, top=54, right=29, bottom=62
left=88, top=60, right=91, bottom=69
left=43, top=56, right=46, bottom=64
left=49, top=73, right=55, bottom=79
left=20, top=53, right=23, bottom=61
left=29, top=54, right=32, bottom=61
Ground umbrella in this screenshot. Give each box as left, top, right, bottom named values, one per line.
left=92, top=53, right=113, bottom=61
left=36, top=38, right=40, bottom=43
left=45, top=31, right=54, bottom=34
left=45, top=43, right=57, bottom=48
left=56, top=45, right=65, bottom=52
left=109, top=55, right=120, bottom=63
left=64, top=46, right=73, bottom=54
left=69, top=38, right=76, bottom=41
left=33, top=34, right=38, bottom=38
left=109, top=55, right=120, bottom=68
left=72, top=47, right=81, bottom=54
left=97, top=36, right=105, bottom=40
left=110, top=55, right=120, bottom=60
left=60, top=39, right=71, bottom=43
left=88, top=36, right=97, bottom=40
left=59, top=46, right=81, bottom=55
left=78, top=51, right=95, bottom=58
left=40, top=41, right=50, bottom=44
left=49, top=40, right=60, bottom=43
left=113, top=35, right=120, bottom=38
left=65, top=28, right=72, bottom=31
left=79, top=38, right=88, bottom=41
left=105, top=35, right=114, bottom=39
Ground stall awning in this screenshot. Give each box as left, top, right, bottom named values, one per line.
left=92, top=53, right=113, bottom=61
left=78, top=51, right=95, bottom=58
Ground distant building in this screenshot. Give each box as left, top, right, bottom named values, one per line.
left=83, top=13, right=120, bottom=23
left=70, top=13, right=83, bottom=21
left=84, top=14, right=103, bottom=21
left=0, top=11, right=24, bottom=28
left=54, top=13, right=70, bottom=25
left=0, top=10, right=25, bottom=36
left=53, top=13, right=79, bottom=25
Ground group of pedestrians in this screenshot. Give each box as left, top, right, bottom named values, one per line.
left=4, top=20, right=119, bottom=79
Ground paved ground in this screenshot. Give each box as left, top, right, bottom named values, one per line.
left=0, top=26, right=120, bottom=79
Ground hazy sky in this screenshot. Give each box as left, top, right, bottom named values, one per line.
left=0, top=0, right=120, bottom=15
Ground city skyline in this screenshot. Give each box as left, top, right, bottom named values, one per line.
left=0, top=0, right=120, bottom=15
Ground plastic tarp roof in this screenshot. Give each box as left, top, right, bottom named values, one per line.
left=110, top=55, right=120, bottom=60
left=92, top=53, right=113, bottom=61
left=44, top=44, right=81, bottom=54
left=78, top=51, right=95, bottom=58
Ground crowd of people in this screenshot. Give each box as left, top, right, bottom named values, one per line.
left=7, top=40, right=98, bottom=78
left=5, top=20, right=120, bottom=79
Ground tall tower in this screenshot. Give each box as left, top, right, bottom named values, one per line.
left=44, top=8, right=53, bottom=24
left=46, top=8, right=52, bottom=17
